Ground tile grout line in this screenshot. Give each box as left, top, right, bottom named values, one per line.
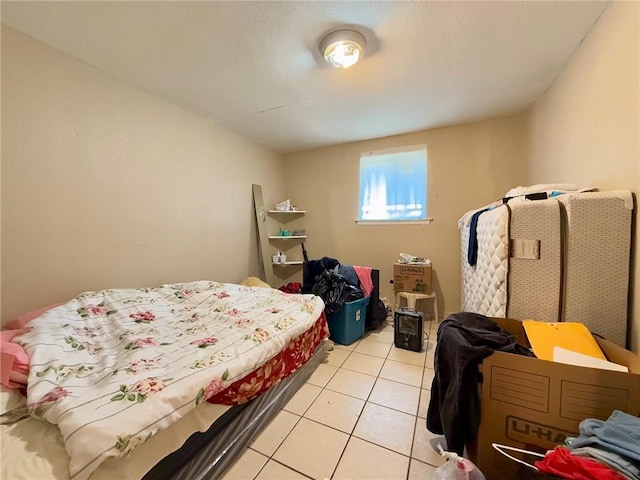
left=267, top=346, right=354, bottom=480
left=329, top=342, right=365, bottom=479
left=323, top=384, right=421, bottom=417
left=264, top=349, right=347, bottom=479
left=409, top=321, right=433, bottom=479
left=249, top=442, right=315, bottom=480
left=248, top=324, right=435, bottom=480
left=328, top=335, right=394, bottom=479
left=332, top=328, right=422, bottom=479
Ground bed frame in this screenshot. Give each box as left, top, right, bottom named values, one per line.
left=143, top=342, right=327, bottom=479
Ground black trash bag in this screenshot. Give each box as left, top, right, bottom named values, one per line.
left=312, top=270, right=364, bottom=315
left=302, top=256, right=341, bottom=293
left=366, top=299, right=389, bottom=330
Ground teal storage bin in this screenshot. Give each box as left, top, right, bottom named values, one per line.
left=326, top=297, right=370, bottom=345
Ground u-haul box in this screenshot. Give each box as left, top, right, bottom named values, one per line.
left=473, top=318, right=640, bottom=480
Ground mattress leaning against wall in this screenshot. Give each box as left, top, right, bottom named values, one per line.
left=507, top=198, right=563, bottom=322
left=558, top=191, right=633, bottom=345
left=460, top=190, right=634, bottom=347
left=460, top=206, right=510, bottom=318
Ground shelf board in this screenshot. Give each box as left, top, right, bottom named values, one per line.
left=268, top=210, right=306, bottom=214
left=272, top=261, right=304, bottom=266
left=268, top=235, right=307, bottom=239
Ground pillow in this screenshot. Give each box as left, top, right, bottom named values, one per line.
left=239, top=277, right=272, bottom=289
left=505, top=184, right=579, bottom=197
left=1, top=330, right=29, bottom=389
left=1, top=302, right=64, bottom=390
left=4, top=302, right=64, bottom=330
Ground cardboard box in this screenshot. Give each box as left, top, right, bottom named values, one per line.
left=393, top=263, right=432, bottom=293
left=474, top=318, right=640, bottom=480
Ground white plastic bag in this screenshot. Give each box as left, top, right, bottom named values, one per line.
left=433, top=444, right=486, bottom=480
left=397, top=252, right=431, bottom=264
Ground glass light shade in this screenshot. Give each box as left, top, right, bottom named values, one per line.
left=324, top=40, right=362, bottom=68
left=320, top=29, right=367, bottom=69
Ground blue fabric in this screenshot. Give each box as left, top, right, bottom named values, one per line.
left=337, top=265, right=360, bottom=288
left=572, top=410, right=640, bottom=463
left=467, top=209, right=489, bottom=266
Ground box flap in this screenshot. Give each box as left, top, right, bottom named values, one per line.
left=597, top=337, right=640, bottom=374
left=492, top=317, right=530, bottom=348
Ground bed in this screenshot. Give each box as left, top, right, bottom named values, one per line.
left=1, top=280, right=328, bottom=480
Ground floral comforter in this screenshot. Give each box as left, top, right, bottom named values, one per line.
left=14, top=281, right=325, bottom=480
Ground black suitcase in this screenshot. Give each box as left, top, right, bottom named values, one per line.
left=394, top=308, right=423, bottom=352
left=365, top=269, right=386, bottom=330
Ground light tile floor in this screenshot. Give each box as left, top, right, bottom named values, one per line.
left=222, top=319, right=446, bottom=480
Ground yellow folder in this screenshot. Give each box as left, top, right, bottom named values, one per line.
left=522, top=320, right=606, bottom=362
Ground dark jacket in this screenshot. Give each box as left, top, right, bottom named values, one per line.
left=426, top=312, right=534, bottom=455
left=302, top=256, right=340, bottom=294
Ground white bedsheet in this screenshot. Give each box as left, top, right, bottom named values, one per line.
left=1, top=387, right=229, bottom=479
left=12, top=281, right=324, bottom=479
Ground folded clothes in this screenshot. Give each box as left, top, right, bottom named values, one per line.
left=573, top=411, right=640, bottom=463
left=535, top=446, right=625, bottom=480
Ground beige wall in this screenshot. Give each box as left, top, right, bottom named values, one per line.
left=526, top=2, right=640, bottom=352
left=283, top=115, right=528, bottom=316
left=4, top=2, right=637, bottom=352
left=1, top=27, right=284, bottom=324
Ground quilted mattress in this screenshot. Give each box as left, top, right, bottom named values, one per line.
left=460, top=205, right=510, bottom=318
left=459, top=190, right=633, bottom=346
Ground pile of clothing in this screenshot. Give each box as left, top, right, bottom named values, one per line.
left=302, top=257, right=373, bottom=315
left=278, top=282, right=302, bottom=294
left=535, top=410, right=640, bottom=480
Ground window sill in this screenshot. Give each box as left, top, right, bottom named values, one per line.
left=355, top=218, right=433, bottom=225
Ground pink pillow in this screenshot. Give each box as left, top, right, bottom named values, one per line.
left=1, top=302, right=64, bottom=390
left=1, top=330, right=30, bottom=389
left=4, top=302, right=64, bottom=330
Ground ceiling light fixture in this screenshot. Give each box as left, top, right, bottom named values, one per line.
left=320, top=29, right=367, bottom=69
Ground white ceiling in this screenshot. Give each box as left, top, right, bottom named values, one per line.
left=2, top=1, right=609, bottom=153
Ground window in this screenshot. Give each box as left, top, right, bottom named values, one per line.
left=358, top=146, right=428, bottom=222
